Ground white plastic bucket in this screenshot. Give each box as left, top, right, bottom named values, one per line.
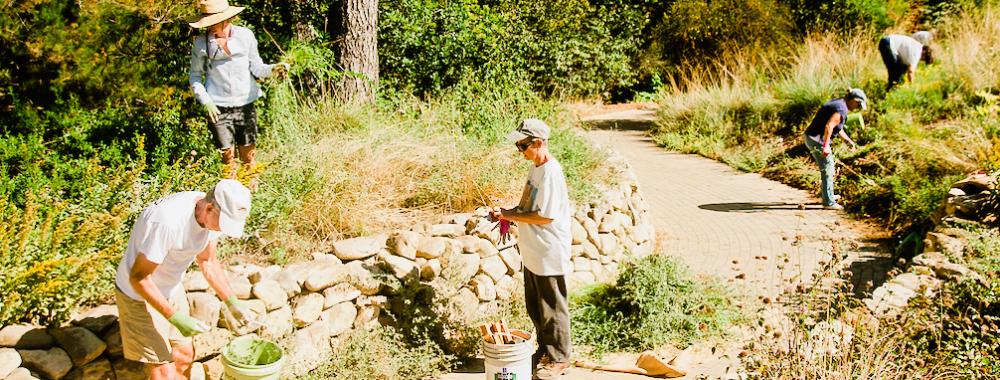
left=220, top=335, right=285, bottom=380
left=483, top=330, right=534, bottom=380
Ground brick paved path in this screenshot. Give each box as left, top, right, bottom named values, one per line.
left=585, top=109, right=866, bottom=298
left=443, top=108, right=891, bottom=380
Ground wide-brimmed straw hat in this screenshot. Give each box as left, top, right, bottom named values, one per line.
left=188, top=0, right=245, bottom=28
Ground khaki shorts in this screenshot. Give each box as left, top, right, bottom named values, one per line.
left=115, top=286, right=193, bottom=364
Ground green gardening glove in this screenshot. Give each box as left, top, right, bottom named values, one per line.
left=225, top=296, right=256, bottom=327
left=204, top=103, right=221, bottom=124
left=168, top=313, right=209, bottom=337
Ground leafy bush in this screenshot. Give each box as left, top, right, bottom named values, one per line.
left=378, top=0, right=647, bottom=97
left=785, top=0, right=894, bottom=33
left=304, top=326, right=454, bottom=380
left=571, top=255, right=741, bottom=355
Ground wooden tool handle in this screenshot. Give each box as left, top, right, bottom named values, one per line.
left=574, top=361, right=649, bottom=376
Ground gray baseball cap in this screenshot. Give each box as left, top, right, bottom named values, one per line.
left=506, top=118, right=551, bottom=143
left=847, top=88, right=869, bottom=110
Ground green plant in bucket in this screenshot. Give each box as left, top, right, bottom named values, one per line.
left=223, top=335, right=283, bottom=368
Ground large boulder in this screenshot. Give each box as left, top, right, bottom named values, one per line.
left=0, top=348, right=20, bottom=379
left=495, top=275, right=519, bottom=301
left=571, top=219, right=586, bottom=245
left=70, top=306, right=119, bottom=335
left=275, top=269, right=303, bottom=297
left=252, top=279, right=289, bottom=311
left=292, top=293, right=326, bottom=328
left=429, top=224, right=466, bottom=238
left=303, top=262, right=347, bottom=292
left=332, top=235, right=387, bottom=261
left=498, top=247, right=522, bottom=274
left=4, top=368, right=37, bottom=380
left=924, top=232, right=966, bottom=258
left=192, top=328, right=230, bottom=362
left=226, top=272, right=253, bottom=300
left=420, top=259, right=442, bottom=281
left=344, top=261, right=382, bottom=295
left=66, top=358, right=115, bottom=380
left=379, top=253, right=417, bottom=279
left=65, top=358, right=114, bottom=380
left=186, top=292, right=222, bottom=327
left=387, top=230, right=422, bottom=260
left=249, top=265, right=281, bottom=284
left=18, top=348, right=73, bottom=380
left=259, top=306, right=294, bottom=340
left=572, top=257, right=591, bottom=273
left=101, top=325, right=122, bottom=359
left=480, top=255, right=508, bottom=283
left=446, top=288, right=480, bottom=325
left=320, top=302, right=358, bottom=337
left=285, top=322, right=331, bottom=377
left=183, top=271, right=210, bottom=292
left=323, top=283, right=362, bottom=308
left=49, top=327, right=106, bottom=367
left=472, top=275, right=497, bottom=302
left=111, top=359, right=147, bottom=380
left=441, top=252, right=480, bottom=287
left=416, top=237, right=451, bottom=259
left=0, top=325, right=54, bottom=349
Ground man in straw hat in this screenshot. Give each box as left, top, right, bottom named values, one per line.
left=490, top=119, right=573, bottom=379
left=188, top=0, right=289, bottom=187
left=114, top=179, right=257, bottom=379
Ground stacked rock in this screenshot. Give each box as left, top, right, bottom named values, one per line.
left=0, top=163, right=654, bottom=379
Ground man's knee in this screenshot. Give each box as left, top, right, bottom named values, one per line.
left=148, top=362, right=175, bottom=380
left=172, top=342, right=194, bottom=364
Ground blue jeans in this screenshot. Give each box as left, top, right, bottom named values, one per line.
left=805, top=135, right=836, bottom=206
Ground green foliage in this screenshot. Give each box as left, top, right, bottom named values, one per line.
left=571, top=255, right=741, bottom=355
left=899, top=276, right=1000, bottom=376
left=785, top=0, right=894, bottom=33
left=655, top=0, right=792, bottom=63
left=303, top=326, right=454, bottom=380
left=378, top=0, right=647, bottom=97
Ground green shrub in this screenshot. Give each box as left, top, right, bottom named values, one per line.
left=378, top=0, right=646, bottom=97
left=571, top=255, right=741, bottom=355
left=785, top=0, right=894, bottom=32
left=304, top=326, right=454, bottom=380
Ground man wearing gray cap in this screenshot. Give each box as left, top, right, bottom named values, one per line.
left=114, top=179, right=257, bottom=379
left=490, top=118, right=573, bottom=379
left=803, top=88, right=868, bottom=210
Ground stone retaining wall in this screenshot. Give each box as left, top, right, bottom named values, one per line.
left=863, top=172, right=990, bottom=318
left=0, top=160, right=654, bottom=380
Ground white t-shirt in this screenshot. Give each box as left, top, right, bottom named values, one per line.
left=886, top=34, right=923, bottom=69
left=516, top=159, right=573, bottom=276
left=115, top=192, right=219, bottom=301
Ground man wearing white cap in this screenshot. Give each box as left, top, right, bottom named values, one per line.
left=490, top=119, right=573, bottom=379
left=878, top=31, right=934, bottom=90
left=188, top=0, right=289, bottom=186
left=114, top=179, right=255, bottom=379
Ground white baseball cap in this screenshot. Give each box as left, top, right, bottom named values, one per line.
left=212, top=179, right=251, bottom=238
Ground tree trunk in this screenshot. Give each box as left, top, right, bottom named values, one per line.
left=337, top=0, right=378, bottom=104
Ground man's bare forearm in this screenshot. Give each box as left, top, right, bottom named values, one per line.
left=199, top=256, right=236, bottom=302
left=131, top=276, right=175, bottom=318
left=501, top=209, right=553, bottom=225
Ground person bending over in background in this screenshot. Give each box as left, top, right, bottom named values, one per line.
left=878, top=31, right=934, bottom=90
left=188, top=0, right=288, bottom=188
left=114, top=179, right=256, bottom=379
left=803, top=88, right=868, bottom=211
left=490, top=119, right=573, bottom=379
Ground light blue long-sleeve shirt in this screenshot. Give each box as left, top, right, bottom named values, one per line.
left=189, top=25, right=273, bottom=107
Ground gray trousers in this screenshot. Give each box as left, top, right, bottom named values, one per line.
left=523, top=269, right=572, bottom=363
